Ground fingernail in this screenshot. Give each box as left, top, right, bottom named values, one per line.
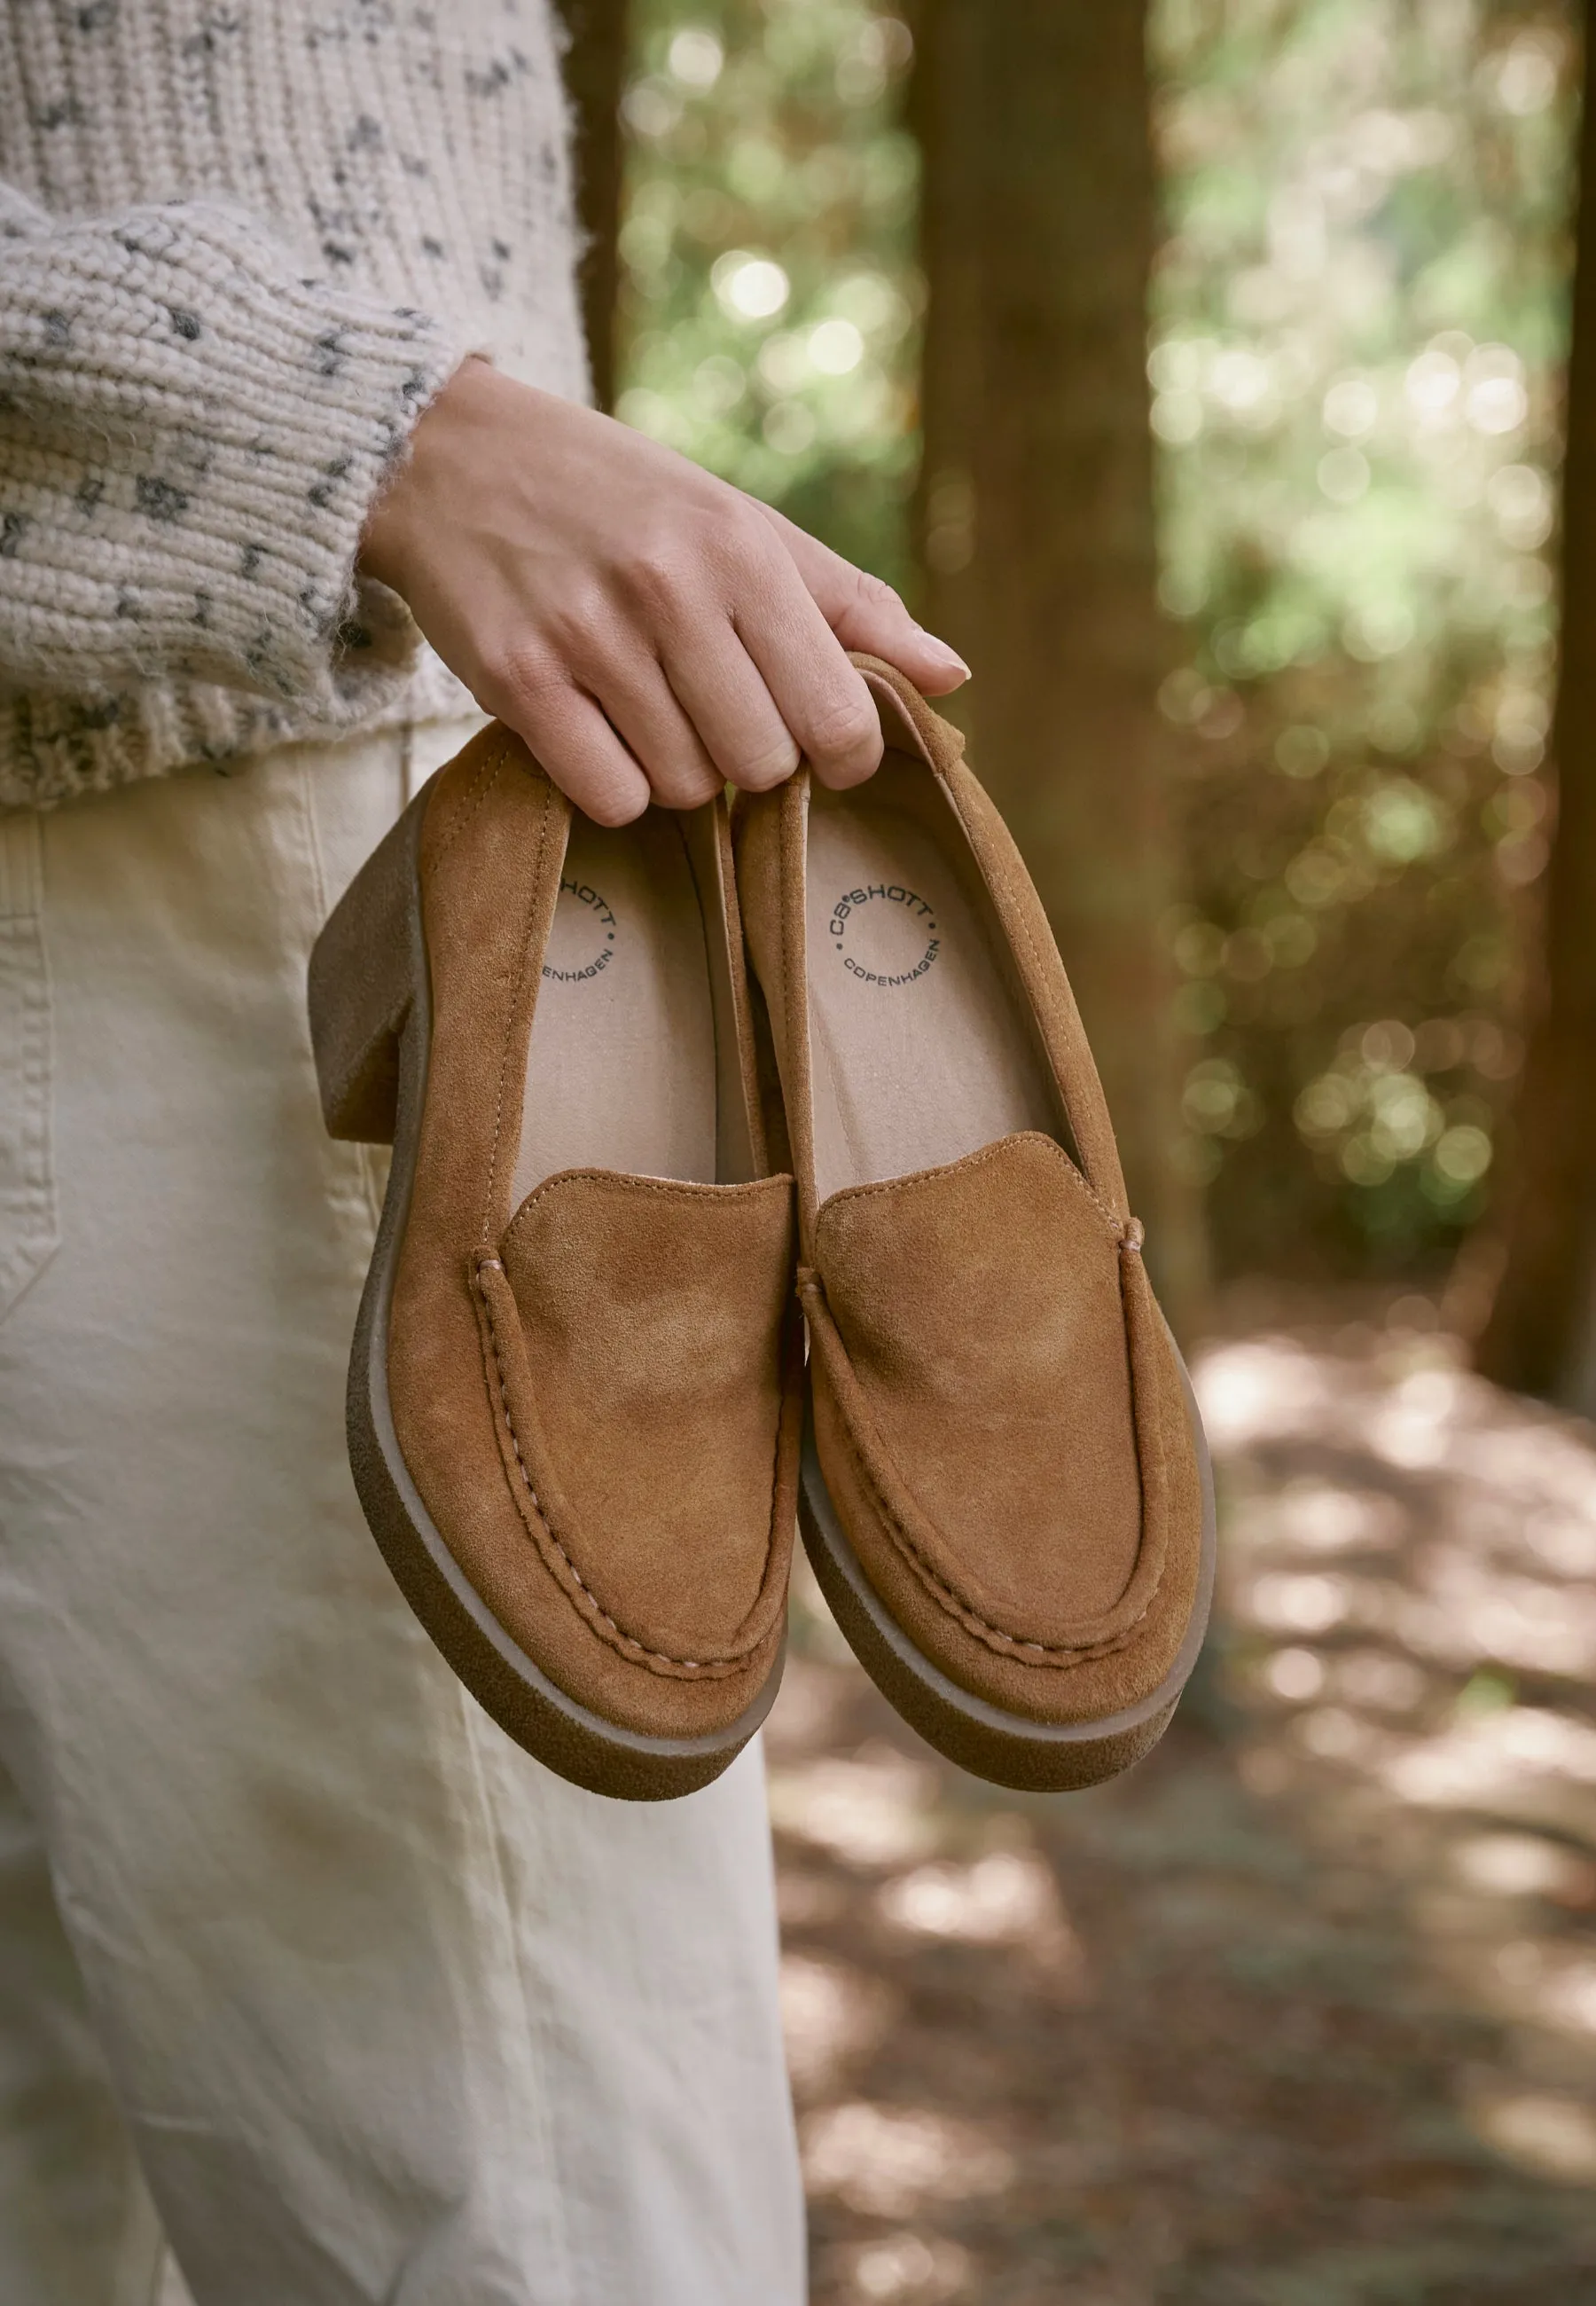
left=922, top=632, right=971, bottom=678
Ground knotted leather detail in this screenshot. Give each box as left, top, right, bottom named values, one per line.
left=479, top=1167, right=800, bottom=1675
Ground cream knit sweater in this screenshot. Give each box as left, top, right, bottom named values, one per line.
left=0, top=1, right=589, bottom=809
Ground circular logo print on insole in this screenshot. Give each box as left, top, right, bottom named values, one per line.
left=828, top=882, right=940, bottom=986
left=543, top=875, right=617, bottom=983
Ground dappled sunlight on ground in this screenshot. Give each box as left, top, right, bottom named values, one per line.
left=1209, top=1322, right=1596, bottom=2201
left=771, top=1309, right=1596, bottom=2302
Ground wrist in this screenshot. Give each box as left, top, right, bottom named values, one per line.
left=358, top=353, right=500, bottom=592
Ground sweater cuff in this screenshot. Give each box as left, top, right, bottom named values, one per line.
left=0, top=200, right=474, bottom=706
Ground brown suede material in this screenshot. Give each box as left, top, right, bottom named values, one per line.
left=733, top=655, right=1205, bottom=1725
left=808, top=1133, right=1142, bottom=1636
left=805, top=1229, right=1202, bottom=1722
left=732, top=765, right=818, bottom=1224
left=491, top=1170, right=798, bottom=1663
left=387, top=729, right=795, bottom=1741
left=710, top=800, right=774, bottom=1177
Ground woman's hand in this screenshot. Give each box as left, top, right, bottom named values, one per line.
left=359, top=359, right=967, bottom=824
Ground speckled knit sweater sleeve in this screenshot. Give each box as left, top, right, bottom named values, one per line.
left=0, top=179, right=466, bottom=710
left=0, top=1, right=588, bottom=811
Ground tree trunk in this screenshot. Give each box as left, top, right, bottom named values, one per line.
left=554, top=0, right=630, bottom=412
left=1475, top=28, right=1596, bottom=1411
left=910, top=1, right=1203, bottom=1327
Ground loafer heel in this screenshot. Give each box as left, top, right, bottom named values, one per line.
left=307, top=788, right=426, bottom=1147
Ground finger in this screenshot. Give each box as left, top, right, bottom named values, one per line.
left=656, top=611, right=804, bottom=795
left=584, top=650, right=727, bottom=812
left=491, top=662, right=652, bottom=826
left=726, top=536, right=884, bottom=792
left=747, top=498, right=972, bottom=695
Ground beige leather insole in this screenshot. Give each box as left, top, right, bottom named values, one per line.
left=805, top=757, right=1064, bottom=1202
left=512, top=812, right=718, bottom=1199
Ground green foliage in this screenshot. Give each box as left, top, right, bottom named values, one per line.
left=1151, top=0, right=1577, bottom=1275
left=616, top=0, right=919, bottom=587
left=618, top=0, right=1580, bottom=1282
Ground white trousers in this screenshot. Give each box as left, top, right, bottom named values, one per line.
left=0, top=722, right=803, bottom=2306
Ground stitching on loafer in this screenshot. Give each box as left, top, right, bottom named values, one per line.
left=841, top=1413, right=1150, bottom=1667
left=800, top=1259, right=1165, bottom=1667
left=429, top=733, right=509, bottom=863
left=474, top=1258, right=773, bottom=1681
left=499, top=1170, right=798, bottom=1640
left=814, top=1131, right=1124, bottom=1243
left=479, top=796, right=554, bottom=1244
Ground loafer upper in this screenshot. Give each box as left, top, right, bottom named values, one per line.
left=388, top=726, right=801, bottom=1743
left=734, top=658, right=1205, bottom=1728
left=479, top=1168, right=796, bottom=1677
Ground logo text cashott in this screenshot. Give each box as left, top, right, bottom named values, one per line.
left=544, top=876, right=617, bottom=983
left=829, top=882, right=940, bottom=986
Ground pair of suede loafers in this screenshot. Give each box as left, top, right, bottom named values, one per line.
left=308, top=657, right=1214, bottom=1801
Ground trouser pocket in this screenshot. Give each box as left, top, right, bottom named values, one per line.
left=0, top=812, right=59, bottom=1318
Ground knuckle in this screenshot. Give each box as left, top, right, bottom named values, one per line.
left=722, top=500, right=779, bottom=561
left=853, top=567, right=904, bottom=616
left=642, top=743, right=721, bottom=808
left=617, top=537, right=695, bottom=617
left=728, top=735, right=802, bottom=793
left=620, top=504, right=771, bottom=621
left=484, top=640, right=566, bottom=718
left=541, top=592, right=609, bottom=662
left=699, top=505, right=781, bottom=592
left=803, top=695, right=880, bottom=765
left=577, top=779, right=646, bottom=828
left=657, top=773, right=724, bottom=812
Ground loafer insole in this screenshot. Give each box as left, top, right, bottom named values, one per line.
left=512, top=811, right=719, bottom=1199
left=805, top=757, right=1065, bottom=1202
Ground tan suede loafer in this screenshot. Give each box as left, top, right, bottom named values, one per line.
left=733, top=656, right=1215, bottom=1792
left=308, top=725, right=801, bottom=1800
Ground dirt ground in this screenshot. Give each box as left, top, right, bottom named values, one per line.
left=770, top=1304, right=1596, bottom=2304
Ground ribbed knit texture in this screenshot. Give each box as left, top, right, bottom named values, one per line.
left=0, top=2, right=589, bottom=809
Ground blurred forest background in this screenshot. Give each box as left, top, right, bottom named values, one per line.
left=573, top=0, right=1584, bottom=1360
left=548, top=5, right=1596, bottom=2296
